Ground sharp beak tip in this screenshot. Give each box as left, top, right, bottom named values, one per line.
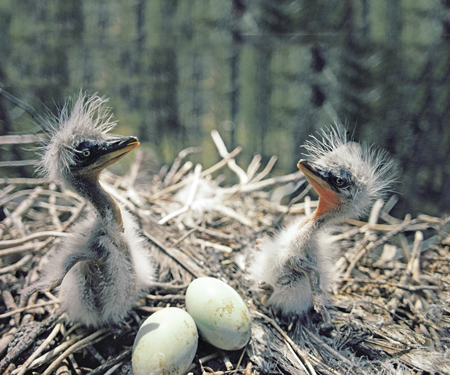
left=297, top=159, right=308, bottom=171
left=121, top=136, right=140, bottom=149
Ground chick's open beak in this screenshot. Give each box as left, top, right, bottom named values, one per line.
left=297, top=159, right=342, bottom=216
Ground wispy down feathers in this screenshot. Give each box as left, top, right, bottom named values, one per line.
left=38, top=93, right=116, bottom=182
left=248, top=123, right=395, bottom=321
left=303, top=125, right=395, bottom=217
left=23, top=92, right=155, bottom=328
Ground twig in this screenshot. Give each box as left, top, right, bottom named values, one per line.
left=340, top=277, right=448, bottom=292
left=0, top=134, right=44, bottom=145
left=143, top=230, right=206, bottom=278
left=42, top=328, right=110, bottom=375
left=14, top=323, right=62, bottom=375
left=344, top=217, right=414, bottom=278
left=171, top=227, right=197, bottom=247
left=186, top=224, right=234, bottom=240
left=253, top=311, right=317, bottom=375
left=0, top=160, right=38, bottom=167
left=429, top=326, right=443, bottom=353
left=163, top=147, right=201, bottom=187
left=214, top=205, right=253, bottom=227
left=0, top=231, right=71, bottom=250
left=146, top=294, right=185, bottom=301
left=398, top=233, right=411, bottom=262
left=346, top=218, right=429, bottom=232
left=2, top=186, right=43, bottom=233
left=408, top=231, right=423, bottom=283
left=220, top=350, right=233, bottom=370
left=49, top=183, right=63, bottom=230
left=302, top=327, right=361, bottom=373
left=149, top=146, right=242, bottom=199
left=3, top=291, right=19, bottom=326
left=284, top=337, right=309, bottom=373
left=304, top=196, right=312, bottom=216
left=0, top=254, right=32, bottom=275
left=0, top=178, right=48, bottom=185
left=246, top=154, right=262, bottom=181
left=211, top=130, right=248, bottom=184
left=103, top=362, right=123, bottom=375
left=388, top=231, right=425, bottom=314
left=0, top=184, right=16, bottom=200
left=1, top=201, right=85, bottom=258
left=193, top=238, right=233, bottom=254
left=171, top=161, right=194, bottom=185
left=232, top=345, right=247, bottom=374
left=275, top=183, right=311, bottom=226
left=159, top=163, right=203, bottom=224
left=0, top=327, right=17, bottom=357
left=68, top=354, right=82, bottom=375
left=185, top=353, right=221, bottom=374
left=0, top=242, right=45, bottom=257
left=0, top=314, right=60, bottom=374
left=240, top=170, right=304, bottom=193
left=251, top=155, right=278, bottom=184
left=26, top=335, right=80, bottom=370
left=0, top=300, right=60, bottom=319
left=368, top=199, right=384, bottom=225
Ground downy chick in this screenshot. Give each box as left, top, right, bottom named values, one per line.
left=249, top=125, right=394, bottom=323
left=22, top=93, right=154, bottom=328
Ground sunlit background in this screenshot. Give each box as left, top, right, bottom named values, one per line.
left=1, top=0, right=449, bottom=217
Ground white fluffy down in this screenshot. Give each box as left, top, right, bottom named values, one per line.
left=39, top=93, right=117, bottom=184
left=248, top=217, right=335, bottom=316
left=54, top=206, right=154, bottom=327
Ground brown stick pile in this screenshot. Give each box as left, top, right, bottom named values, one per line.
left=1, top=132, right=449, bottom=375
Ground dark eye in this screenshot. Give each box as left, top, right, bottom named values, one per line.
left=333, top=177, right=345, bottom=186
left=82, top=150, right=91, bottom=158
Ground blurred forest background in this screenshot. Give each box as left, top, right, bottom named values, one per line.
left=0, top=0, right=449, bottom=218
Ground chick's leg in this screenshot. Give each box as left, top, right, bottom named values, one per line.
left=21, top=251, right=97, bottom=297
left=285, top=260, right=330, bottom=325
left=258, top=281, right=274, bottom=306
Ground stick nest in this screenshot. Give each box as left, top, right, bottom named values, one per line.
left=1, top=131, right=450, bottom=375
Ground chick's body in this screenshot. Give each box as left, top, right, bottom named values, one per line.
left=23, top=93, right=154, bottom=328
left=249, top=125, right=394, bottom=322
left=55, top=208, right=153, bottom=327
left=250, top=216, right=334, bottom=316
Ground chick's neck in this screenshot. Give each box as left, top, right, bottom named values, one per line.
left=295, top=199, right=344, bottom=246
left=69, top=174, right=124, bottom=230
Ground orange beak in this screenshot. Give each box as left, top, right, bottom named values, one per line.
left=297, top=159, right=342, bottom=217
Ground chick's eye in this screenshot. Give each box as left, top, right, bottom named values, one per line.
left=82, top=150, right=91, bottom=158
left=334, top=177, right=344, bottom=186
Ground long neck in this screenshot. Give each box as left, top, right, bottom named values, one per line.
left=293, top=202, right=338, bottom=246
left=68, top=174, right=123, bottom=229
left=312, top=195, right=351, bottom=226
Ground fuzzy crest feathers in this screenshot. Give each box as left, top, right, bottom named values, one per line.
left=38, top=93, right=117, bottom=183
left=303, top=125, right=395, bottom=218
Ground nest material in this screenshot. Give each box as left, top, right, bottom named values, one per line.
left=1, top=132, right=450, bottom=375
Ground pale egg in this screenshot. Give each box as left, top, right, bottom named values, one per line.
left=132, top=307, right=198, bottom=375
left=185, top=277, right=251, bottom=351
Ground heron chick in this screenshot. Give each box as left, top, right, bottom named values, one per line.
left=249, top=125, right=394, bottom=323
left=22, top=93, right=154, bottom=328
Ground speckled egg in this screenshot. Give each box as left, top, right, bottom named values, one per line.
left=185, top=277, right=251, bottom=351
left=132, top=307, right=198, bottom=375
